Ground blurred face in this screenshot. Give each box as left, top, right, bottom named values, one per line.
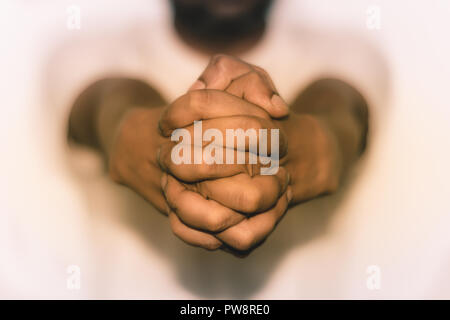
left=170, top=0, right=273, bottom=45
left=172, top=0, right=271, bottom=19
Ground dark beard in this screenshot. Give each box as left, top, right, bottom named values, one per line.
left=171, top=0, right=273, bottom=47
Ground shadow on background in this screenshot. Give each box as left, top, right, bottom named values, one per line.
left=122, top=178, right=352, bottom=298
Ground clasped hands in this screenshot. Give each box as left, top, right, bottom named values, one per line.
left=109, top=54, right=340, bottom=256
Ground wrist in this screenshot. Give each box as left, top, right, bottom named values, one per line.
left=310, top=113, right=343, bottom=192
left=108, top=106, right=165, bottom=184
left=96, top=102, right=133, bottom=157
left=281, top=113, right=341, bottom=203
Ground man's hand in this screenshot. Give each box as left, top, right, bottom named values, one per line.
left=108, top=106, right=169, bottom=213
left=159, top=55, right=294, bottom=255
left=69, top=78, right=170, bottom=213
left=188, top=54, right=289, bottom=118
left=159, top=55, right=368, bottom=255
left=158, top=92, right=293, bottom=252
left=68, top=55, right=368, bottom=256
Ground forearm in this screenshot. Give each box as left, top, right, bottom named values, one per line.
left=68, top=78, right=166, bottom=157
left=290, top=78, right=369, bottom=177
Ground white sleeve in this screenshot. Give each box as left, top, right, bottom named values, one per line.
left=307, top=31, right=390, bottom=136
left=43, top=29, right=149, bottom=163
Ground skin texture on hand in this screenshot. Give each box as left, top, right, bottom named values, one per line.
left=68, top=55, right=367, bottom=257
left=157, top=55, right=344, bottom=255
left=108, top=106, right=168, bottom=213
left=157, top=55, right=298, bottom=254
left=99, top=58, right=293, bottom=255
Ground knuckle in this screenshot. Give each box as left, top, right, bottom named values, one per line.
left=212, top=54, right=232, bottom=70
left=233, top=231, right=255, bottom=251
left=187, top=89, right=210, bottom=113
left=205, top=212, right=227, bottom=233
left=202, top=239, right=222, bottom=251
left=246, top=71, right=262, bottom=83
left=240, top=188, right=263, bottom=213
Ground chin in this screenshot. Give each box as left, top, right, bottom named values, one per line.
left=172, top=0, right=272, bottom=20
left=206, top=0, right=262, bottom=18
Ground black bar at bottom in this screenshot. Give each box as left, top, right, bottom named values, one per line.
left=0, top=300, right=447, bottom=318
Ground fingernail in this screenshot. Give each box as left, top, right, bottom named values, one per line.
left=161, top=173, right=168, bottom=190
left=271, top=94, right=288, bottom=112
left=189, top=79, right=206, bottom=91
left=287, top=187, right=293, bottom=203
